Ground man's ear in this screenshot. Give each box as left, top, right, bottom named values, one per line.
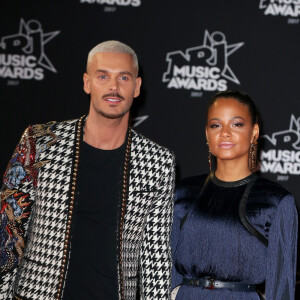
left=83, top=73, right=90, bottom=94
left=133, top=77, right=142, bottom=98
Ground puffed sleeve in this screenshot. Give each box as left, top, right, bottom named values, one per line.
left=265, top=194, right=298, bottom=300
left=171, top=187, right=194, bottom=290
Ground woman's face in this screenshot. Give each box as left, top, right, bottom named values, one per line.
left=206, top=97, right=259, bottom=164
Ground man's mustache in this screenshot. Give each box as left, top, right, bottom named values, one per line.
left=102, top=93, right=125, bottom=100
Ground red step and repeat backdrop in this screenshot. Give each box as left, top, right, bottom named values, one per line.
left=1, top=0, right=300, bottom=296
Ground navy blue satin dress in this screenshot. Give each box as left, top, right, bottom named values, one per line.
left=171, top=173, right=298, bottom=300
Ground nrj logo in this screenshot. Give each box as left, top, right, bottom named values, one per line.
left=259, top=0, right=300, bottom=17
left=0, top=19, right=60, bottom=81
left=260, top=115, right=300, bottom=176
left=80, top=0, right=141, bottom=7
left=162, top=31, right=244, bottom=93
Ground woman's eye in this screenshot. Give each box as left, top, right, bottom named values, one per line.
left=209, top=124, right=220, bottom=128
left=233, top=122, right=244, bottom=127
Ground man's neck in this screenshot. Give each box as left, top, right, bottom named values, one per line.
left=83, top=114, right=129, bottom=150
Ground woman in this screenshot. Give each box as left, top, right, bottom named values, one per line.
left=171, top=90, right=298, bottom=300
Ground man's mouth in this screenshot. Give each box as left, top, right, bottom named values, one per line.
left=103, top=93, right=125, bottom=102
left=106, top=98, right=121, bottom=102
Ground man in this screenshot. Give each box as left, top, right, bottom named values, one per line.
left=0, top=41, right=175, bottom=300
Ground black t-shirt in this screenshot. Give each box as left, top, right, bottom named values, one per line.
left=63, top=141, right=125, bottom=300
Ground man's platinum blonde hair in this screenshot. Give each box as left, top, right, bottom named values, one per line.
left=87, top=40, right=139, bottom=74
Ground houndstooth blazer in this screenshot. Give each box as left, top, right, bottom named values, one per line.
left=0, top=117, right=175, bottom=300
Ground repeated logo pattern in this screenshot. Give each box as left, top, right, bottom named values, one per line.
left=0, top=19, right=60, bottom=81
left=162, top=30, right=244, bottom=93
left=80, top=0, right=141, bottom=7
left=259, top=0, right=300, bottom=18
left=260, top=114, right=300, bottom=179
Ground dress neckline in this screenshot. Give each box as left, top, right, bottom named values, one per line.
left=210, top=172, right=256, bottom=187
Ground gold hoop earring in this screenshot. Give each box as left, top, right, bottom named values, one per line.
left=206, top=141, right=212, bottom=172
left=208, top=150, right=212, bottom=172
left=248, top=139, right=258, bottom=172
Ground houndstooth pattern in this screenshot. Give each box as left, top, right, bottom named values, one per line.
left=0, top=120, right=77, bottom=300
left=122, top=131, right=175, bottom=300
left=14, top=120, right=77, bottom=299
left=0, top=119, right=175, bottom=300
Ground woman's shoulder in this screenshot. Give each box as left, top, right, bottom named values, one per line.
left=255, top=176, right=291, bottom=197
left=173, top=174, right=208, bottom=218
left=252, top=175, right=294, bottom=205
left=175, top=174, right=208, bottom=202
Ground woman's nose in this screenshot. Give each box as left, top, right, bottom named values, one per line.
left=220, top=126, right=231, bottom=138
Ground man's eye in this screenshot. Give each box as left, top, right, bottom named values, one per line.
left=120, top=76, right=129, bottom=80
left=99, top=75, right=107, bottom=79
left=209, top=124, right=220, bottom=128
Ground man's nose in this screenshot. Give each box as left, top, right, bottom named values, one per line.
left=109, top=78, right=119, bottom=92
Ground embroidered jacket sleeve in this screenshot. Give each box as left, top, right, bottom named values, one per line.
left=265, top=195, right=298, bottom=300
left=0, top=127, right=38, bottom=299
left=139, top=153, right=175, bottom=300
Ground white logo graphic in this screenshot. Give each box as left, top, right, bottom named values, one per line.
left=80, top=0, right=141, bottom=7
left=259, top=0, right=300, bottom=18
left=0, top=19, right=60, bottom=81
left=133, top=115, right=148, bottom=128
left=260, top=115, right=300, bottom=177
left=162, top=31, right=244, bottom=93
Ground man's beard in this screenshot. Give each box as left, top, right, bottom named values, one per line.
left=98, top=108, right=129, bottom=119
left=94, top=92, right=132, bottom=119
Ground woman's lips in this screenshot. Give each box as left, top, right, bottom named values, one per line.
left=218, top=142, right=235, bottom=149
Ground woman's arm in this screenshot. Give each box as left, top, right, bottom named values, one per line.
left=265, top=194, right=298, bottom=300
